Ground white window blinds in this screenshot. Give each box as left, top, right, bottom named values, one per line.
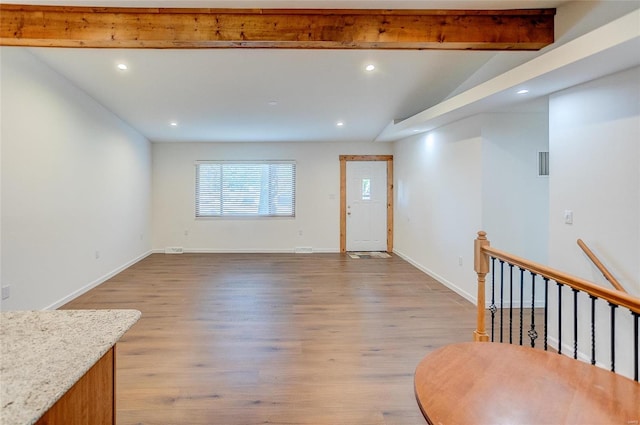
left=196, top=161, right=296, bottom=217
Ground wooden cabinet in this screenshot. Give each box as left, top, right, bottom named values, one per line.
left=36, top=347, right=115, bottom=425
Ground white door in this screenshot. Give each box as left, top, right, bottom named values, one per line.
left=346, top=161, right=387, bottom=251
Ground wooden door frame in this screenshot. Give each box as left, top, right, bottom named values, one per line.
left=340, top=155, right=393, bottom=253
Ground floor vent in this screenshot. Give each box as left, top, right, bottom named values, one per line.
left=165, top=247, right=184, bottom=254
left=294, top=247, right=313, bottom=254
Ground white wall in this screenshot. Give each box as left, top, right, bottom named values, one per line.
left=152, top=141, right=392, bottom=252
left=393, top=116, right=484, bottom=301
left=393, top=105, right=549, bottom=304
left=482, top=106, right=550, bottom=264
left=481, top=108, right=550, bottom=309
left=0, top=48, right=152, bottom=311
left=393, top=67, right=638, bottom=378
left=549, top=67, right=639, bottom=295
left=548, top=66, right=639, bottom=378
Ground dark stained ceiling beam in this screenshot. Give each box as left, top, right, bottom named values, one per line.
left=0, top=5, right=555, bottom=50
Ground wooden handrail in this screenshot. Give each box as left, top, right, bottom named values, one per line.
left=577, top=238, right=627, bottom=293
left=473, top=231, right=640, bottom=379
left=474, top=232, right=640, bottom=314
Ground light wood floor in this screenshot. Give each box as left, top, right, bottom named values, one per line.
left=62, top=253, right=478, bottom=425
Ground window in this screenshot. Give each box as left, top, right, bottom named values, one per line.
left=361, top=178, right=371, bottom=200
left=196, top=161, right=296, bottom=217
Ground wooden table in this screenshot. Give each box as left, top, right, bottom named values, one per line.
left=414, top=342, right=640, bottom=425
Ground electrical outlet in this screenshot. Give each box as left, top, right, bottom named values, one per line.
left=458, top=256, right=463, bottom=266
left=95, top=250, right=100, bottom=259
left=2, top=285, right=10, bottom=300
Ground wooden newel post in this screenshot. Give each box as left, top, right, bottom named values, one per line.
left=474, top=231, right=490, bottom=342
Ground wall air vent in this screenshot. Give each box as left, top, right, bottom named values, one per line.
left=538, top=151, right=550, bottom=176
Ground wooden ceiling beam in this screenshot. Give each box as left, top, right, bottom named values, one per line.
left=0, top=5, right=555, bottom=50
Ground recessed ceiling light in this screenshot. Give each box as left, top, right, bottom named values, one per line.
left=517, top=89, right=529, bottom=95
left=336, top=121, right=344, bottom=127
left=170, top=122, right=178, bottom=127
left=117, top=63, right=128, bottom=71
left=268, top=100, right=278, bottom=106
left=365, top=64, right=376, bottom=72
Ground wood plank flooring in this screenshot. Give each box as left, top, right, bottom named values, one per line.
left=62, top=253, right=478, bottom=425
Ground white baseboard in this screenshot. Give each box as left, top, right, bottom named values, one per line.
left=392, top=249, right=546, bottom=309
left=486, top=299, right=547, bottom=309
left=184, top=248, right=300, bottom=253
left=485, top=271, right=547, bottom=308
left=393, top=249, right=477, bottom=305
left=150, top=248, right=341, bottom=254
left=547, top=335, right=637, bottom=380
left=545, top=336, right=612, bottom=374
left=44, top=250, right=153, bottom=310
left=307, top=248, right=340, bottom=253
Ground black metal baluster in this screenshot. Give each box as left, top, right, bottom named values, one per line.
left=590, top=295, right=597, bottom=365
left=509, top=264, right=514, bottom=345
left=500, top=260, right=505, bottom=343
left=543, top=278, right=549, bottom=351
left=529, top=272, right=537, bottom=348
left=490, top=257, right=496, bottom=342
left=633, top=312, right=639, bottom=382
left=572, top=288, right=579, bottom=359
left=609, top=303, right=618, bottom=372
left=519, top=268, right=525, bottom=346
left=557, top=282, right=563, bottom=355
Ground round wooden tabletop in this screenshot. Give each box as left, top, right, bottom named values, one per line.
left=414, top=342, right=640, bottom=425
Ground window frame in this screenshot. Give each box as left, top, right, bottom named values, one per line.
left=195, top=160, right=296, bottom=219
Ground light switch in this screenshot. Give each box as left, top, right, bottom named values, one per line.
left=564, top=210, right=573, bottom=224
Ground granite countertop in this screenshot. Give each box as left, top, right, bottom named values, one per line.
left=0, top=309, right=141, bottom=425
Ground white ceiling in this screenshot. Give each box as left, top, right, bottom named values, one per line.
left=29, top=48, right=500, bottom=143
left=10, top=0, right=636, bottom=143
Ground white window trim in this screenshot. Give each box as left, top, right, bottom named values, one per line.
left=195, top=160, right=296, bottom=218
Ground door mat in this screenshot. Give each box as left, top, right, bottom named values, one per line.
left=348, top=252, right=392, bottom=259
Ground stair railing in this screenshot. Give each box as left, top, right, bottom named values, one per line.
left=473, top=230, right=640, bottom=381
left=577, top=238, right=627, bottom=293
